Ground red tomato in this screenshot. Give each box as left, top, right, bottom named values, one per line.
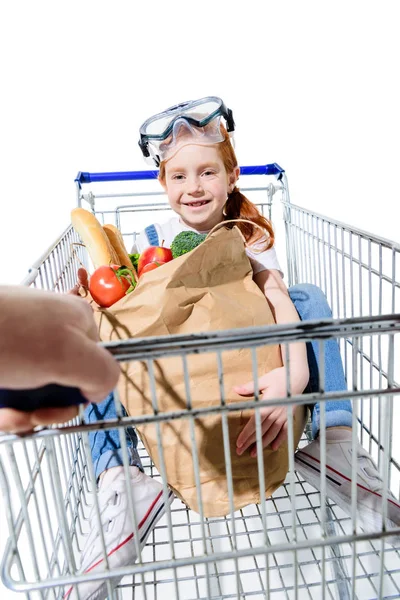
left=89, top=265, right=132, bottom=307
left=138, top=246, right=173, bottom=276
left=140, top=261, right=163, bottom=275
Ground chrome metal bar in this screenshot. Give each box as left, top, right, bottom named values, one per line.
left=350, top=338, right=359, bottom=600
left=46, top=436, right=79, bottom=599
left=251, top=347, right=270, bottom=597
left=21, top=441, right=55, bottom=589
left=378, top=333, right=395, bottom=599
left=30, top=440, right=62, bottom=583
left=2, top=386, right=400, bottom=450
left=113, top=387, right=148, bottom=600
left=216, top=351, right=241, bottom=600
left=146, top=359, right=180, bottom=600
left=182, top=355, right=213, bottom=600
left=0, top=456, right=32, bottom=599
left=98, top=315, right=400, bottom=362
left=318, top=341, right=327, bottom=600
left=282, top=202, right=400, bottom=253
left=285, top=342, right=299, bottom=599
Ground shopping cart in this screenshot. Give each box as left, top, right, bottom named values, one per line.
left=0, top=164, right=399, bottom=600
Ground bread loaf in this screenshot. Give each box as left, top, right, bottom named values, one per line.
left=71, top=208, right=119, bottom=269
left=103, top=224, right=133, bottom=268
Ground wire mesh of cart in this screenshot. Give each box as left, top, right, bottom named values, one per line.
left=0, top=164, right=399, bottom=600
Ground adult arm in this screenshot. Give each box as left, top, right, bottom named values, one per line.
left=0, top=284, right=119, bottom=432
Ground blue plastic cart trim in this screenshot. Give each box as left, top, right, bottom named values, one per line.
left=75, top=163, right=285, bottom=186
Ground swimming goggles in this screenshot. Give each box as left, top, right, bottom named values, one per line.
left=138, top=96, right=235, bottom=166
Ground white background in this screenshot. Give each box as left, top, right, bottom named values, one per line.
left=0, top=1, right=399, bottom=285
left=0, top=1, right=399, bottom=598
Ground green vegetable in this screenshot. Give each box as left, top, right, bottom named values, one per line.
left=129, top=253, right=140, bottom=270
left=171, top=231, right=207, bottom=259
left=115, top=266, right=137, bottom=294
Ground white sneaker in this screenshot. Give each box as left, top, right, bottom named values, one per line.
left=294, top=428, right=400, bottom=545
left=64, top=466, right=174, bottom=600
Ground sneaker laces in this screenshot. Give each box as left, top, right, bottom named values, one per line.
left=350, top=443, right=397, bottom=495
left=89, top=485, right=121, bottom=525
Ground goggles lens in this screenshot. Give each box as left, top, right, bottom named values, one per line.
left=143, top=98, right=223, bottom=138
left=157, top=115, right=224, bottom=162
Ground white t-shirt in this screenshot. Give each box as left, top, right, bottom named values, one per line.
left=131, top=216, right=283, bottom=277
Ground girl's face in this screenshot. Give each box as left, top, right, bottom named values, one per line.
left=162, top=144, right=239, bottom=231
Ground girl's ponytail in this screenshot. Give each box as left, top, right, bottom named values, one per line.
left=223, top=186, right=274, bottom=250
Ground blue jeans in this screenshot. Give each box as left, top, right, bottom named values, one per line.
left=85, top=283, right=352, bottom=478
left=85, top=395, right=143, bottom=480
left=289, top=284, right=352, bottom=437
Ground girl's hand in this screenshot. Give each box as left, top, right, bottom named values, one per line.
left=234, top=367, right=305, bottom=457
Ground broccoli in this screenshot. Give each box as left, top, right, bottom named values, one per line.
left=129, top=253, right=140, bottom=270
left=171, top=231, right=207, bottom=258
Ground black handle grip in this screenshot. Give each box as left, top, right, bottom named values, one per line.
left=0, top=384, right=88, bottom=412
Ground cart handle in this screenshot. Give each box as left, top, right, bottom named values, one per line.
left=0, top=385, right=87, bottom=412
left=75, top=163, right=285, bottom=186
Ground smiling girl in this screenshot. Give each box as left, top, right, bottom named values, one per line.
left=134, top=120, right=310, bottom=455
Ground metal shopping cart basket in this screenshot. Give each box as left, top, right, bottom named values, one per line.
left=0, top=164, right=399, bottom=600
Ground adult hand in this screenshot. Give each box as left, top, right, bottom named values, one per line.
left=0, top=284, right=119, bottom=432
left=234, top=367, right=301, bottom=456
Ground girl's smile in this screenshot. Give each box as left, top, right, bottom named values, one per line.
left=184, top=200, right=211, bottom=208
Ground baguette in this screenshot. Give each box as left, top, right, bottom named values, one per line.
left=103, top=224, right=133, bottom=268
left=71, top=208, right=120, bottom=269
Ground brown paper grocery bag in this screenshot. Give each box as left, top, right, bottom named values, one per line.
left=93, top=225, right=307, bottom=517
